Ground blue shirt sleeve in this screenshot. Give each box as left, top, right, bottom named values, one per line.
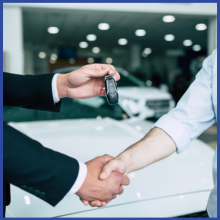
left=153, top=50, right=216, bottom=154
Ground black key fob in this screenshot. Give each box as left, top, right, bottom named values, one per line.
left=105, top=75, right=119, bottom=105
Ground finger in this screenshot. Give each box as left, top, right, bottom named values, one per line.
left=100, top=159, right=126, bottom=180
left=89, top=200, right=102, bottom=207
left=101, top=154, right=114, bottom=164
left=121, top=175, right=130, bottom=186
left=112, top=194, right=117, bottom=199
left=113, top=71, right=120, bottom=81
left=118, top=186, right=124, bottom=195
left=89, top=64, right=120, bottom=81
left=106, top=199, right=112, bottom=204
left=86, top=66, right=111, bottom=78
left=101, top=201, right=107, bottom=206
left=80, top=199, right=89, bottom=206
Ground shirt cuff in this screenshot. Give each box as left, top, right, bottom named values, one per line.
left=152, top=114, right=191, bottom=154
left=67, top=161, right=87, bottom=195
left=52, top=73, right=60, bottom=104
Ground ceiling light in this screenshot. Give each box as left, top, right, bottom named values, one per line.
left=163, top=15, right=175, bottom=23
left=118, top=38, right=128, bottom=45
left=79, top=42, right=88, bottom=48
left=92, top=47, right=100, bottom=53
left=49, top=59, right=56, bottom=64
left=142, top=52, right=148, bottom=57
left=47, top=27, right=59, bottom=34
left=38, top=52, right=46, bottom=59
left=88, top=57, right=94, bottom=64
left=143, top=48, right=152, bottom=54
left=192, top=45, right=201, bottom=51
left=164, top=34, right=175, bottom=41
left=98, top=23, right=110, bottom=30
left=50, top=54, right=57, bottom=61
left=106, top=57, right=113, bottom=64
left=135, top=29, right=146, bottom=36
left=195, top=23, right=207, bottom=31
left=69, top=58, right=75, bottom=64
left=183, top=39, right=192, bottom=46
left=87, top=34, right=97, bottom=41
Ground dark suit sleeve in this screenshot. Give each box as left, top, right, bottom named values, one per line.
left=3, top=72, right=61, bottom=112
left=3, top=122, right=79, bottom=206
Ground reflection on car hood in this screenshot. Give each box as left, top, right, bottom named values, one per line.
left=118, top=87, right=172, bottom=100
left=7, top=118, right=214, bottom=217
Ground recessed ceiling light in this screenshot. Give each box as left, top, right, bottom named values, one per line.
left=143, top=48, right=152, bottom=54
left=92, top=47, right=100, bottom=53
left=163, top=15, right=175, bottom=23
left=164, top=34, right=175, bottom=41
left=88, top=57, right=94, bottom=64
left=79, top=42, right=88, bottom=48
left=142, top=52, right=148, bottom=57
left=195, top=23, right=207, bottom=31
left=47, top=27, right=59, bottom=34
left=118, top=38, right=128, bottom=45
left=183, top=39, right=192, bottom=46
left=98, top=23, right=110, bottom=30
left=192, top=45, right=201, bottom=51
left=87, top=34, right=97, bottom=41
left=39, top=52, right=46, bottom=59
left=50, top=59, right=56, bottom=64
left=69, top=58, right=75, bottom=64
left=135, top=29, right=146, bottom=36
left=106, top=57, right=113, bottom=64
left=50, top=54, right=58, bottom=61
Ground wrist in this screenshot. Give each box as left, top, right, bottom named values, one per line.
left=114, top=155, right=132, bottom=175
left=57, top=74, right=68, bottom=99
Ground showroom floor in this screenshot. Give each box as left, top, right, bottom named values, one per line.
left=198, top=123, right=217, bottom=151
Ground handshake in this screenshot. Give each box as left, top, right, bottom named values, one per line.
left=76, top=155, right=129, bottom=207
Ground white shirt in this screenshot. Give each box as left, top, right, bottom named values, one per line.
left=51, top=74, right=87, bottom=195
left=154, top=49, right=217, bottom=217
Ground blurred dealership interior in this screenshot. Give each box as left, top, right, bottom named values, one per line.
left=3, top=3, right=217, bottom=149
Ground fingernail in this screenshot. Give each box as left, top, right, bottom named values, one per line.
left=100, top=172, right=106, bottom=179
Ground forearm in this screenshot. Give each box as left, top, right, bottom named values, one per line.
left=3, top=72, right=61, bottom=112
left=116, top=127, right=177, bottom=174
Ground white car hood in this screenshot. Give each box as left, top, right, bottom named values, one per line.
left=7, top=118, right=214, bottom=217
left=118, top=87, right=172, bottom=100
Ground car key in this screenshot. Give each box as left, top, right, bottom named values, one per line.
left=105, top=70, right=119, bottom=105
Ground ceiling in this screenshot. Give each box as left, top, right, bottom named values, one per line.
left=22, top=7, right=211, bottom=55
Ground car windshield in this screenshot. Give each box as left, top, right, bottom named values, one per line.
left=3, top=97, right=128, bottom=123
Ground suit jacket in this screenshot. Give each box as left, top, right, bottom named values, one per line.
left=3, top=72, right=79, bottom=216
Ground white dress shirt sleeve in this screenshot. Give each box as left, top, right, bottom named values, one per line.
left=51, top=73, right=88, bottom=194
left=153, top=50, right=216, bottom=154
left=52, top=73, right=60, bottom=104
left=67, top=161, right=87, bottom=195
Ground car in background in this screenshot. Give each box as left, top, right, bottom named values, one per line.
left=5, top=96, right=214, bottom=218
left=52, top=66, right=175, bottom=119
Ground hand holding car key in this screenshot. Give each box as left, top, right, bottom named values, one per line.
left=105, top=68, right=119, bottom=105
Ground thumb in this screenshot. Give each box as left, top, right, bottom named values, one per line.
left=99, top=159, right=127, bottom=180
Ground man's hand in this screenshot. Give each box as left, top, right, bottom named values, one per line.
left=84, top=128, right=177, bottom=207
left=75, top=155, right=130, bottom=207
left=56, top=64, right=120, bottom=99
